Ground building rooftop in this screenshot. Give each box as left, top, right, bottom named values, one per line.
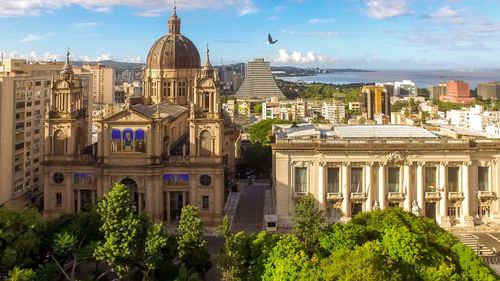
left=132, top=102, right=187, bottom=120
left=274, top=124, right=438, bottom=140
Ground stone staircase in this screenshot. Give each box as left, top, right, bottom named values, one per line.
left=456, top=233, right=496, bottom=257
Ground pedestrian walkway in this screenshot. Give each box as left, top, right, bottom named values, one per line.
left=456, top=233, right=496, bottom=257
left=225, top=191, right=241, bottom=230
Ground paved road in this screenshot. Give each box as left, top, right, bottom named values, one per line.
left=232, top=180, right=269, bottom=233
left=205, top=236, right=224, bottom=281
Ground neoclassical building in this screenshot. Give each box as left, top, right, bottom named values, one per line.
left=42, top=7, right=235, bottom=226
left=272, top=124, right=500, bottom=228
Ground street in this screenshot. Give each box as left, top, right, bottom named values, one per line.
left=232, top=179, right=269, bottom=233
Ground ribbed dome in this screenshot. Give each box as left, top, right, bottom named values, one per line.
left=145, top=7, right=200, bottom=70
left=146, top=34, right=200, bottom=69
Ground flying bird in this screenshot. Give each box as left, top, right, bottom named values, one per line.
left=267, top=33, right=278, bottom=44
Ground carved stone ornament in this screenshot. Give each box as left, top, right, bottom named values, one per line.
left=385, top=151, right=405, bottom=164
left=342, top=161, right=351, bottom=167
left=411, top=200, right=420, bottom=216
left=292, top=161, right=312, bottom=167
left=462, top=160, right=472, bottom=166
left=440, top=161, right=449, bottom=166
left=416, top=161, right=426, bottom=167
left=372, top=201, right=380, bottom=211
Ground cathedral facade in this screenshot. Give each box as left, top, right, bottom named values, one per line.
left=42, top=8, right=235, bottom=226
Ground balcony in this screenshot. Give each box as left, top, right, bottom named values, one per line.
left=350, top=192, right=367, bottom=202
left=478, top=191, right=497, bottom=201
left=387, top=192, right=405, bottom=202
left=293, top=191, right=308, bottom=199
left=326, top=192, right=342, bottom=201
left=425, top=191, right=441, bottom=201
left=448, top=191, right=464, bottom=201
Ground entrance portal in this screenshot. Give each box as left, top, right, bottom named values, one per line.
left=425, top=202, right=437, bottom=222
left=120, top=178, right=141, bottom=214
left=170, top=192, right=184, bottom=221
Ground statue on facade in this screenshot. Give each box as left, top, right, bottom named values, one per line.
left=372, top=201, right=380, bottom=211
left=411, top=200, right=420, bottom=216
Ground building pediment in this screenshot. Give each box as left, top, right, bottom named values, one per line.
left=103, top=109, right=152, bottom=123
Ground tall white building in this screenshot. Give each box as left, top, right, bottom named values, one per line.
left=321, top=102, right=345, bottom=124
left=75, top=64, right=115, bottom=104
left=394, top=80, right=417, bottom=97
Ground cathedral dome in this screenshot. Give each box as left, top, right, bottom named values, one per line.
left=146, top=7, right=200, bottom=70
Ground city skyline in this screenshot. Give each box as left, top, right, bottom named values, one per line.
left=1, top=0, right=500, bottom=69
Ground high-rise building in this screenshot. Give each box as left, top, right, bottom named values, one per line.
left=428, top=84, right=447, bottom=101
left=235, top=58, right=285, bottom=99
left=477, top=82, right=500, bottom=100
left=394, top=80, right=417, bottom=97
left=0, top=59, right=64, bottom=207
left=360, top=85, right=390, bottom=121
left=441, top=80, right=475, bottom=104
left=75, top=64, right=115, bottom=104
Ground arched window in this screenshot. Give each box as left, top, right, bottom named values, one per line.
left=135, top=129, right=146, bottom=153
left=123, top=128, right=134, bottom=152
left=200, top=130, right=212, bottom=156
left=53, top=130, right=66, bottom=155
left=111, top=129, right=122, bottom=152
left=203, top=92, right=210, bottom=111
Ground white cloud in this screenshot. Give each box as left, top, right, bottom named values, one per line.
left=272, top=49, right=337, bottom=64
left=123, top=55, right=143, bottom=63
left=0, top=0, right=257, bottom=17
left=1, top=51, right=63, bottom=61
left=95, top=53, right=116, bottom=61
left=365, top=0, right=409, bottom=19
left=284, top=31, right=339, bottom=37
left=73, top=22, right=99, bottom=29
left=17, top=32, right=54, bottom=43
left=310, top=18, right=335, bottom=24
left=427, top=6, right=466, bottom=24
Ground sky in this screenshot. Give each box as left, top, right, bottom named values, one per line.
left=1, top=0, right=500, bottom=70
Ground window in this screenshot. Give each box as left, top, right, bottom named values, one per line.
left=350, top=168, right=363, bottom=192
left=448, top=167, right=459, bottom=192
left=53, top=130, right=65, bottom=155
left=202, top=196, right=209, bottom=210
left=388, top=167, right=400, bottom=192
left=478, top=167, right=489, bottom=191
left=327, top=167, right=340, bottom=193
left=448, top=206, right=460, bottom=218
left=425, top=167, right=437, bottom=191
left=53, top=172, right=65, bottom=184
left=55, top=193, right=62, bottom=207
left=295, top=167, right=307, bottom=192
left=200, top=175, right=212, bottom=186
left=200, top=130, right=212, bottom=156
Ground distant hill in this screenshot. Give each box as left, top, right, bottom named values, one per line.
left=72, top=60, right=145, bottom=70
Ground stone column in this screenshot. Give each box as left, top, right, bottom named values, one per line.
left=76, top=190, right=81, bottom=213
left=439, top=161, right=450, bottom=226
left=318, top=162, right=326, bottom=211
left=145, top=174, right=154, bottom=216
left=462, top=161, right=473, bottom=226
left=341, top=162, right=351, bottom=221
left=416, top=162, right=425, bottom=213
left=403, top=161, right=412, bottom=211
left=365, top=162, right=374, bottom=212
left=378, top=163, right=387, bottom=209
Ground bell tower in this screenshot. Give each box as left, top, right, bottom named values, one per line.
left=189, top=47, right=223, bottom=159
left=44, top=51, right=87, bottom=157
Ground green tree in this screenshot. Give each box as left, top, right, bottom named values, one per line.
left=249, top=119, right=292, bottom=145
left=143, top=222, right=169, bottom=281
left=318, top=223, right=369, bottom=255
left=253, top=103, right=262, bottom=114
left=291, top=193, right=325, bottom=250
left=263, top=234, right=319, bottom=281
left=177, top=205, right=211, bottom=274
left=320, top=241, right=400, bottom=281
left=50, top=232, right=80, bottom=281
left=7, top=267, right=36, bottom=281
left=94, top=183, right=141, bottom=279
left=0, top=208, right=45, bottom=274
left=391, top=101, right=408, bottom=112
left=174, top=264, right=202, bottom=281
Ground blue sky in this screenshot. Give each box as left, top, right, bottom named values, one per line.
left=1, top=0, right=500, bottom=69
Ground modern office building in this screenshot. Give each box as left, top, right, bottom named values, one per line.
left=428, top=84, right=447, bottom=101
left=360, top=85, right=390, bottom=121
left=441, top=80, right=475, bottom=104
left=75, top=63, right=115, bottom=104
left=477, top=82, right=500, bottom=100
left=394, top=80, right=417, bottom=97
left=42, top=7, right=236, bottom=226
left=235, top=58, right=285, bottom=99
left=272, top=124, right=500, bottom=228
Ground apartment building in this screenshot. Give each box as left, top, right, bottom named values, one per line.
left=75, top=63, right=115, bottom=104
